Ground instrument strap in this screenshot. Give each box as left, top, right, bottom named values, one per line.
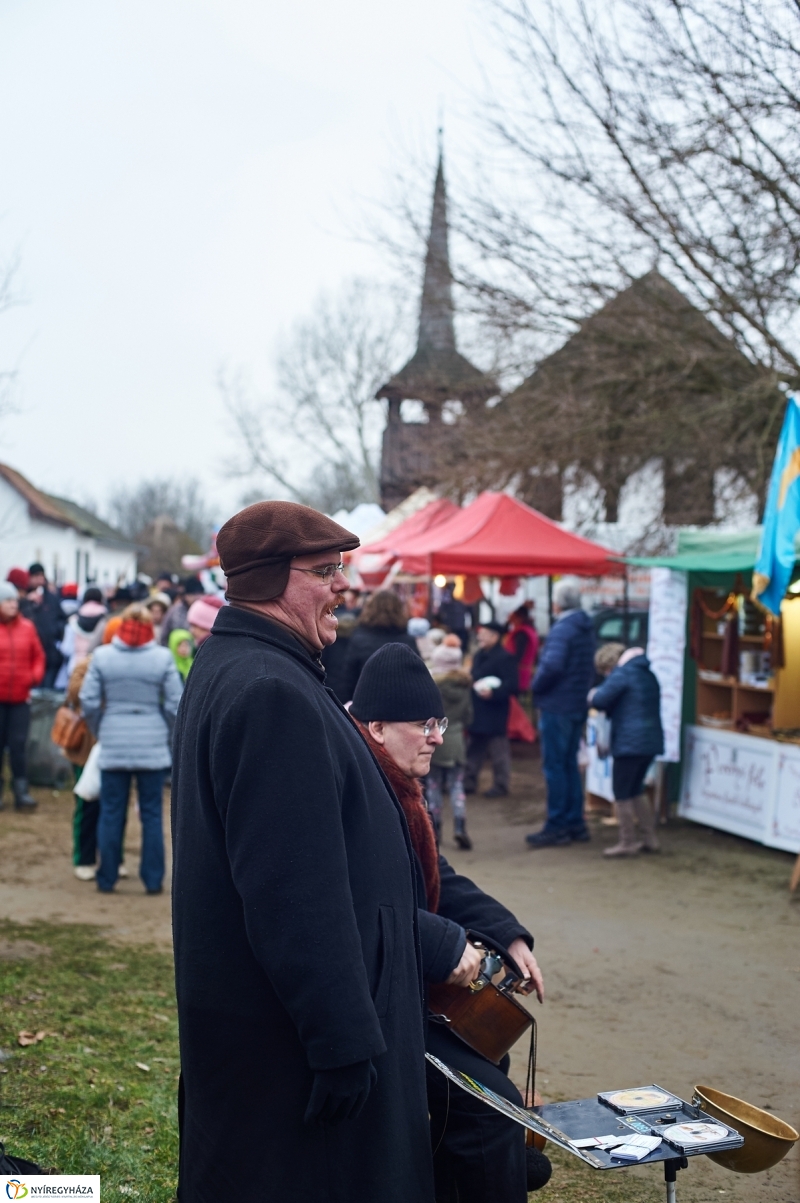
left=525, top=1012, right=537, bottom=1107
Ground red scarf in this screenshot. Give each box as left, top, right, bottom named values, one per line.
left=356, top=722, right=440, bottom=913
left=117, top=618, right=154, bottom=647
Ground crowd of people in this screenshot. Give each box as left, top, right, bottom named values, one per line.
left=0, top=563, right=226, bottom=890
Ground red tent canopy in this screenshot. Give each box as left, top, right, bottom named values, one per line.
left=398, top=492, right=621, bottom=577
left=351, top=498, right=461, bottom=585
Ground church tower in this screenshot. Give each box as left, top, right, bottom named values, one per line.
left=377, top=151, right=495, bottom=510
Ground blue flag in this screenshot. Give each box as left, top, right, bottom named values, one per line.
left=754, top=393, right=800, bottom=614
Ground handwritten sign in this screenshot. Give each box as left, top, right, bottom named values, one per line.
left=680, top=726, right=774, bottom=840
left=646, top=568, right=687, bottom=762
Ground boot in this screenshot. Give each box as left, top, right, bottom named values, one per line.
left=12, top=778, right=37, bottom=811
left=453, top=816, right=473, bottom=851
left=632, top=794, right=660, bottom=852
left=603, top=800, right=642, bottom=857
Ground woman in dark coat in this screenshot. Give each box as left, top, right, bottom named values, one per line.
left=171, top=502, right=434, bottom=1203
left=350, top=643, right=552, bottom=1203
left=591, top=646, right=664, bottom=856
left=342, top=590, right=419, bottom=701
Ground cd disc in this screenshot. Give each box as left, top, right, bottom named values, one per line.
left=607, top=1088, right=672, bottom=1109
left=662, top=1122, right=729, bottom=1146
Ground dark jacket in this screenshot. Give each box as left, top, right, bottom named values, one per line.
left=320, top=613, right=357, bottom=703
left=419, top=857, right=532, bottom=987
left=469, top=643, right=517, bottom=737
left=591, top=653, right=664, bottom=759
left=171, top=607, right=434, bottom=1203
left=431, top=670, right=473, bottom=767
left=21, top=590, right=65, bottom=670
left=533, top=609, right=595, bottom=716
left=343, top=624, right=419, bottom=702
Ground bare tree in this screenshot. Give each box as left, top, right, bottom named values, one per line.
left=372, top=0, right=795, bottom=530
left=221, top=278, right=411, bottom=513
left=463, top=0, right=800, bottom=375
left=106, top=478, right=217, bottom=549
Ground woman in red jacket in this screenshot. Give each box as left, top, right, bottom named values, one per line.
left=0, top=581, right=46, bottom=809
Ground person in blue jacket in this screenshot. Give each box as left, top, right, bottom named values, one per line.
left=527, top=579, right=595, bottom=847
left=590, top=646, right=664, bottom=856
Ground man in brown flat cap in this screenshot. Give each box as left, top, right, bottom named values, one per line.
left=171, top=501, right=435, bottom=1203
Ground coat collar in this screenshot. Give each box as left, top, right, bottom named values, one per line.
left=211, top=604, right=326, bottom=682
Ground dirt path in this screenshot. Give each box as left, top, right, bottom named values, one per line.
left=1, top=756, right=798, bottom=1201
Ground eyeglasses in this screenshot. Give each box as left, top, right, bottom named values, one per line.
left=290, top=561, right=345, bottom=584
left=417, top=718, right=448, bottom=737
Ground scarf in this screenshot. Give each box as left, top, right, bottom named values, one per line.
left=356, top=722, right=440, bottom=912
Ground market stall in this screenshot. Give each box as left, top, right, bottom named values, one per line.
left=395, top=491, right=622, bottom=578
left=626, top=529, right=800, bottom=855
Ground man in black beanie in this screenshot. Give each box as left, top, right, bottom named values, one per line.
left=171, top=504, right=434, bottom=1203
left=351, top=643, right=552, bottom=1203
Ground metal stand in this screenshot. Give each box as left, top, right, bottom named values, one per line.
left=664, top=1156, right=688, bottom=1202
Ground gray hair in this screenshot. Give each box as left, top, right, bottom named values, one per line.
left=553, top=578, right=582, bottom=612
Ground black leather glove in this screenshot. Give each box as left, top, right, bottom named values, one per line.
left=304, top=1059, right=377, bottom=1126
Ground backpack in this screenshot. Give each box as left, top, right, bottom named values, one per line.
left=0, top=1140, right=44, bottom=1174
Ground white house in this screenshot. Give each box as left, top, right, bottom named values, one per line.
left=0, top=463, right=137, bottom=588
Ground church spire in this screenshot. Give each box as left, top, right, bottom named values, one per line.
left=417, top=151, right=457, bottom=354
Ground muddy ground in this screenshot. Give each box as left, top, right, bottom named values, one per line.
left=0, top=748, right=798, bottom=1202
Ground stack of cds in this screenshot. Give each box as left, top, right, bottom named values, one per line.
left=656, top=1120, right=741, bottom=1157
left=597, top=1086, right=684, bottom=1115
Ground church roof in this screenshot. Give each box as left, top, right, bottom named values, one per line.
left=509, top=269, right=761, bottom=404
left=377, top=154, right=495, bottom=406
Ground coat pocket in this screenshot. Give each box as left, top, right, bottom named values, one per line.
left=373, top=905, right=396, bottom=1019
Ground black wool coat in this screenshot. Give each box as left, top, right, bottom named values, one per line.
left=418, top=856, right=533, bottom=987
left=171, top=607, right=434, bottom=1203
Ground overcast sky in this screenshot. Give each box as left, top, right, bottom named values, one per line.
left=0, top=0, right=493, bottom=524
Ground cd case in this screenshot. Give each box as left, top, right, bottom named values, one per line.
left=598, top=1085, right=685, bottom=1115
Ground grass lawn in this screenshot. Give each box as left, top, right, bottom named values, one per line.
left=0, top=920, right=663, bottom=1202
left=0, top=921, right=178, bottom=1200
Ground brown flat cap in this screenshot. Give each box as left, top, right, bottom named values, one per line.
left=218, top=501, right=360, bottom=603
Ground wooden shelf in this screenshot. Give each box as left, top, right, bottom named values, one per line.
left=701, top=633, right=766, bottom=643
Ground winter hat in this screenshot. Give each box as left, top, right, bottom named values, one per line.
left=407, top=617, right=431, bottom=638
left=187, top=598, right=221, bottom=633
left=146, top=591, right=172, bottom=611
left=82, top=587, right=104, bottom=604
left=6, top=568, right=29, bottom=591
left=117, top=604, right=155, bottom=648
left=0, top=582, right=19, bottom=602
left=217, top=500, right=360, bottom=603
left=478, top=620, right=506, bottom=635
left=430, top=642, right=463, bottom=671
left=351, top=643, right=445, bottom=723
left=60, top=583, right=78, bottom=599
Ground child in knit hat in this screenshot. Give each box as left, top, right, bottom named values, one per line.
left=425, top=636, right=474, bottom=849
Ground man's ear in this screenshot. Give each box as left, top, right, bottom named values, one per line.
left=368, top=720, right=386, bottom=745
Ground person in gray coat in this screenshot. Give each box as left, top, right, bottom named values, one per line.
left=80, top=603, right=183, bottom=894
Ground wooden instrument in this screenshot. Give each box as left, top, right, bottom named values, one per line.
left=428, top=945, right=546, bottom=1149
left=428, top=976, right=532, bottom=1066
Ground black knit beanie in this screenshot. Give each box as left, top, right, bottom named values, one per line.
left=350, top=643, right=445, bottom=722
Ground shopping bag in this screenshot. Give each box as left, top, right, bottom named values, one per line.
left=74, top=742, right=101, bottom=801
left=595, top=712, right=612, bottom=759
left=507, top=696, right=536, bottom=743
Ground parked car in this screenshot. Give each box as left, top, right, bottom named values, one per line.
left=592, top=606, right=649, bottom=649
